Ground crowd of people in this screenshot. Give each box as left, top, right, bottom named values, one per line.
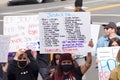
left=96, top=21, right=120, bottom=80
left=0, top=38, right=93, bottom=80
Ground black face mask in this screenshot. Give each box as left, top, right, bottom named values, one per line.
left=61, top=65, right=73, bottom=72
left=18, top=61, right=27, bottom=68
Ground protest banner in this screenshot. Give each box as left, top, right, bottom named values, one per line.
left=39, top=12, right=91, bottom=55
left=97, top=47, right=120, bottom=80
left=4, top=15, right=40, bottom=52
left=0, top=35, right=10, bottom=62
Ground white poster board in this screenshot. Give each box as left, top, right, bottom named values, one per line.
left=91, top=24, right=100, bottom=56
left=4, top=15, right=40, bottom=52
left=39, top=12, right=91, bottom=55
left=0, top=35, right=10, bottom=62
left=97, top=47, right=120, bottom=80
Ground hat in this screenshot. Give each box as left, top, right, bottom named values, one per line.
left=75, top=0, right=82, bottom=7
left=117, top=22, right=120, bottom=28
left=59, top=53, right=73, bottom=63
left=102, top=22, right=117, bottom=29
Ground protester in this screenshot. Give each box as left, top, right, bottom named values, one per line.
left=50, top=54, right=61, bottom=68
left=96, top=38, right=120, bottom=65
left=7, top=49, right=39, bottom=80
left=36, top=52, right=50, bottom=80
left=96, top=22, right=120, bottom=64
left=49, top=52, right=92, bottom=80
left=97, top=22, right=120, bottom=48
left=108, top=37, right=120, bottom=46
left=74, top=0, right=84, bottom=12
left=49, top=40, right=93, bottom=80
left=0, top=52, right=16, bottom=80
left=109, top=49, right=120, bottom=80
left=47, top=54, right=61, bottom=79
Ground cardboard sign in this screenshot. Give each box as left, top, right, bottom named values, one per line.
left=39, top=12, right=91, bottom=55
left=0, top=35, right=10, bottom=62
left=4, top=15, right=40, bottom=51
left=97, top=47, right=120, bottom=80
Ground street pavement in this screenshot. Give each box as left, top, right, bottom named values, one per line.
left=0, top=0, right=120, bottom=80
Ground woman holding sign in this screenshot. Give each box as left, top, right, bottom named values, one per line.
left=50, top=52, right=92, bottom=80
left=49, top=40, right=93, bottom=80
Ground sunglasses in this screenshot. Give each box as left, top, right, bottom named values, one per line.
left=104, top=27, right=113, bottom=30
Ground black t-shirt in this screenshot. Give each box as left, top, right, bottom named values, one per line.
left=17, top=69, right=34, bottom=80
left=8, top=59, right=38, bottom=80
left=52, top=66, right=83, bottom=80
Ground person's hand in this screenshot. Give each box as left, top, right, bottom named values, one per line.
left=16, top=49, right=25, bottom=55
left=16, top=47, right=29, bottom=55
left=2, top=62, right=8, bottom=72
left=14, top=48, right=29, bottom=60
left=31, top=51, right=37, bottom=58
left=81, top=52, right=92, bottom=74
left=49, top=68, right=55, bottom=78
left=95, top=58, right=99, bottom=64
left=22, top=47, right=29, bottom=51
left=88, top=39, right=94, bottom=48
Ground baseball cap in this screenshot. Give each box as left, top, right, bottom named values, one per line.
left=102, top=22, right=117, bottom=29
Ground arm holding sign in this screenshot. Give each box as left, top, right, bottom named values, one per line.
left=81, top=52, right=92, bottom=74
left=80, top=39, right=93, bottom=74
left=13, top=49, right=26, bottom=60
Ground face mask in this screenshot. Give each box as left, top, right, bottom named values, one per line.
left=61, top=65, right=73, bottom=72
left=18, top=61, right=27, bottom=68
